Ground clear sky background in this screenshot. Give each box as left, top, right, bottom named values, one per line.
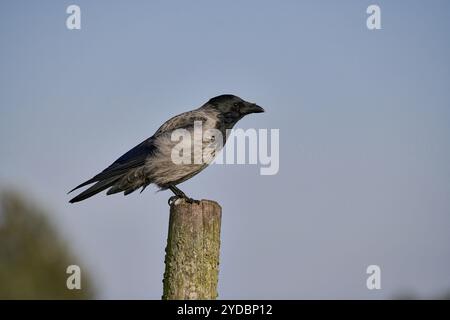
left=1, top=0, right=449, bottom=299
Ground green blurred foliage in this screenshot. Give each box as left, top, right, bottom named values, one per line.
left=0, top=190, right=95, bottom=299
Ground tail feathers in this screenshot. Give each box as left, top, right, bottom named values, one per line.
left=107, top=183, right=148, bottom=196
left=124, top=187, right=139, bottom=196
left=69, top=176, right=121, bottom=203
left=106, top=185, right=124, bottom=196
left=68, top=177, right=97, bottom=194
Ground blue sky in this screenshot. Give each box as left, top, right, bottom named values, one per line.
left=1, top=0, right=450, bottom=298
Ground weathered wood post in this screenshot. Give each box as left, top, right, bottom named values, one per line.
left=162, top=199, right=222, bottom=300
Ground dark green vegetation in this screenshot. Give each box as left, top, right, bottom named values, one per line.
left=0, top=191, right=95, bottom=299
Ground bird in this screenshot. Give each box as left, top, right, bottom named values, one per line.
left=68, top=94, right=264, bottom=204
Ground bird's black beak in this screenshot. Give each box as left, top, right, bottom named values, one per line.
left=242, top=102, right=265, bottom=115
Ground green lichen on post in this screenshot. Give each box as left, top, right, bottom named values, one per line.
left=162, top=199, right=222, bottom=300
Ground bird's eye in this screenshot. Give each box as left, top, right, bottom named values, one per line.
left=233, top=102, right=240, bottom=109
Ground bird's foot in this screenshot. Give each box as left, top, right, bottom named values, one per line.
left=168, top=195, right=180, bottom=206
left=168, top=195, right=200, bottom=206
left=184, top=197, right=200, bottom=204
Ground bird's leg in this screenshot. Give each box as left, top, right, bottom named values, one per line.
left=168, top=185, right=199, bottom=205
left=169, top=185, right=187, bottom=197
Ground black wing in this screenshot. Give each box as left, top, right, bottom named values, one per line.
left=68, top=137, right=156, bottom=202
left=69, top=109, right=208, bottom=203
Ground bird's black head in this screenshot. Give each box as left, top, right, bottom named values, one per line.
left=205, top=94, right=264, bottom=129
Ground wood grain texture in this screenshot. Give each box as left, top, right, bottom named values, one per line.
left=162, top=199, right=222, bottom=300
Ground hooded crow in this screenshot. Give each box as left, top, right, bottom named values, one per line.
left=69, top=94, right=264, bottom=204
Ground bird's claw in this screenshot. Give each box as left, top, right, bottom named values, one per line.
left=185, top=197, right=200, bottom=204
left=168, top=195, right=200, bottom=206
left=168, top=195, right=180, bottom=206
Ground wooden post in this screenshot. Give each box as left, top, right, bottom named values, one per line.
left=162, top=199, right=222, bottom=300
